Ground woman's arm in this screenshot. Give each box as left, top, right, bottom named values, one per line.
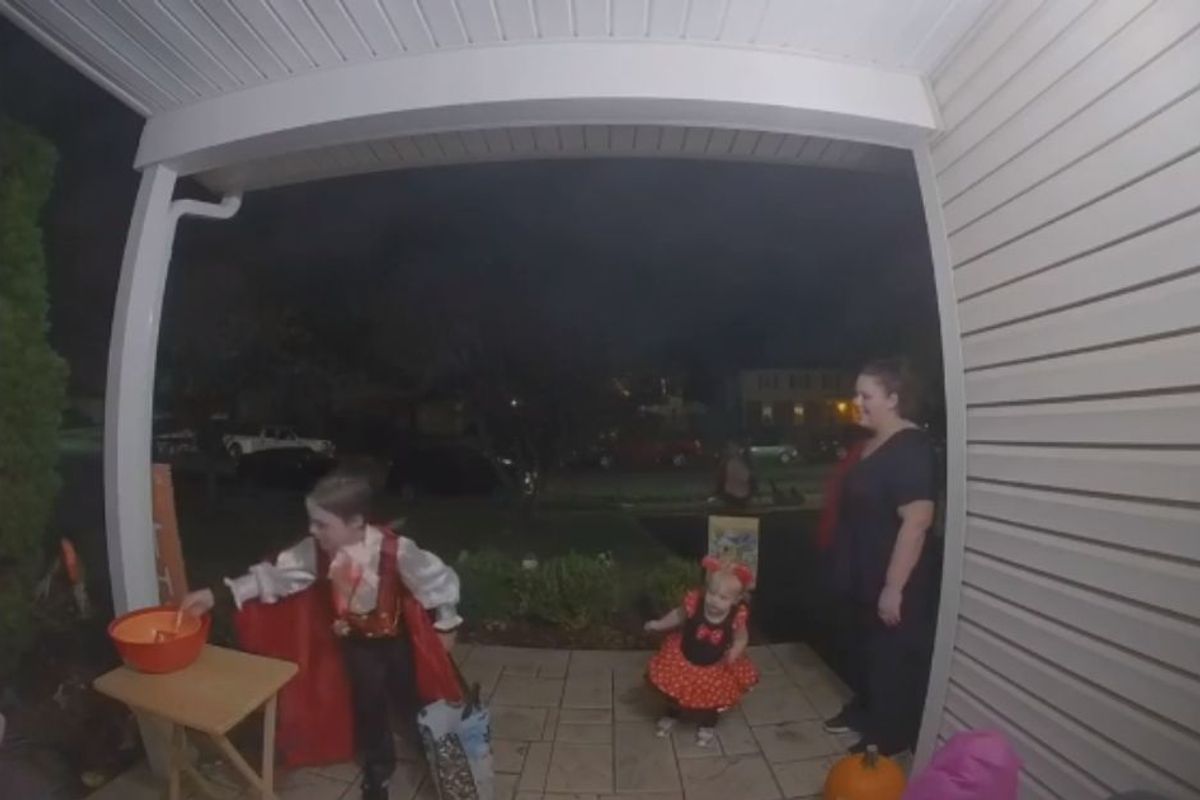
left=878, top=499, right=934, bottom=626
left=644, top=607, right=686, bottom=633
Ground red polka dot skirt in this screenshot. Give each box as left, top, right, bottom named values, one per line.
left=647, top=632, right=759, bottom=711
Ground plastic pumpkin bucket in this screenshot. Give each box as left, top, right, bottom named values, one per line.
left=108, top=605, right=210, bottom=673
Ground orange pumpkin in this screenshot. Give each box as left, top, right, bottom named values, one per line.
left=824, top=745, right=907, bottom=800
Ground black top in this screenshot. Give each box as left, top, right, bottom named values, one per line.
left=834, top=427, right=937, bottom=612
left=681, top=601, right=745, bottom=667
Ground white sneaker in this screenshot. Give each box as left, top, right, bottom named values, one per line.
left=696, top=727, right=716, bottom=748
left=655, top=717, right=677, bottom=738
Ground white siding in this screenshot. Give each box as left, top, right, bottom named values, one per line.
left=925, top=1, right=1200, bottom=797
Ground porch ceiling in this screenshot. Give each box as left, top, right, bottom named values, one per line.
left=1, top=0, right=989, bottom=115
left=198, top=124, right=911, bottom=193
left=1, top=1, right=991, bottom=192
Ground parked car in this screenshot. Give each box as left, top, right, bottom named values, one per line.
left=222, top=425, right=334, bottom=460
left=747, top=438, right=800, bottom=464
left=612, top=436, right=704, bottom=469
left=806, top=425, right=865, bottom=463
left=388, top=440, right=527, bottom=498
left=236, top=446, right=336, bottom=489
left=152, top=427, right=199, bottom=459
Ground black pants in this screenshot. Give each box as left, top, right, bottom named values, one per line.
left=342, top=635, right=420, bottom=787
left=666, top=703, right=718, bottom=728
left=841, top=604, right=932, bottom=754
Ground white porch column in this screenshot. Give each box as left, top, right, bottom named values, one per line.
left=104, top=165, right=243, bottom=615
left=104, top=164, right=178, bottom=615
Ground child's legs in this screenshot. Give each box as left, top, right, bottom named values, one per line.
left=381, top=635, right=420, bottom=745
left=343, top=638, right=398, bottom=786
left=663, top=702, right=718, bottom=729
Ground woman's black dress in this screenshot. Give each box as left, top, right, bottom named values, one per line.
left=832, top=427, right=938, bottom=753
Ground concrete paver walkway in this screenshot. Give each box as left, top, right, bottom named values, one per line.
left=88, top=643, right=855, bottom=800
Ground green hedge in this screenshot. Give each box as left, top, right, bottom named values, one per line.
left=0, top=119, right=66, bottom=679
left=455, top=549, right=700, bottom=633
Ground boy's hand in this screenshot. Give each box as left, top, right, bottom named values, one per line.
left=180, top=589, right=214, bottom=617
left=331, top=619, right=351, bottom=637
left=437, top=630, right=457, bottom=652
left=644, top=620, right=662, bottom=633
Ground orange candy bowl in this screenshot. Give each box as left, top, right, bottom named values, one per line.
left=108, top=605, right=210, bottom=673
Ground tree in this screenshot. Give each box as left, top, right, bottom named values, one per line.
left=0, top=119, right=67, bottom=677
left=367, top=256, right=624, bottom=503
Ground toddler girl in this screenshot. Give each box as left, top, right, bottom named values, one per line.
left=644, top=556, right=758, bottom=747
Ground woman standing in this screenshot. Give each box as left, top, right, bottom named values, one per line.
left=823, top=359, right=938, bottom=756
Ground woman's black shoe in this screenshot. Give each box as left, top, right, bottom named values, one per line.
left=822, top=710, right=860, bottom=735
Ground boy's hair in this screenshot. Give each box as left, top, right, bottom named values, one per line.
left=307, top=469, right=374, bottom=521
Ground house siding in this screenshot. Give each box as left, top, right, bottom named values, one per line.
left=922, top=1, right=1200, bottom=797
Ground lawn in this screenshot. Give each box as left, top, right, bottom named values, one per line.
left=542, top=461, right=830, bottom=507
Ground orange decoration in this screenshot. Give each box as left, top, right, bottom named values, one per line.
left=824, top=746, right=907, bottom=800
left=60, top=538, right=82, bottom=584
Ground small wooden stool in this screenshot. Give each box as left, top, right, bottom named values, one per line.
left=95, top=645, right=298, bottom=800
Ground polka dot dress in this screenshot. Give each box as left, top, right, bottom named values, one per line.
left=647, top=590, right=759, bottom=711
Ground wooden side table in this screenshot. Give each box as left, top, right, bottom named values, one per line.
left=94, top=645, right=298, bottom=800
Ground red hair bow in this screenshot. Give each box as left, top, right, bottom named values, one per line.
left=701, top=555, right=754, bottom=589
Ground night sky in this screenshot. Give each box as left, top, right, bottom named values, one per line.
left=1, top=16, right=941, bottom=402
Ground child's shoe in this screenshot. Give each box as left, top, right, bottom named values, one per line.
left=655, top=716, right=677, bottom=738
left=696, top=727, right=716, bottom=748
left=362, top=778, right=389, bottom=800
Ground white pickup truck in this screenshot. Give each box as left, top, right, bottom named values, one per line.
left=222, top=425, right=335, bottom=459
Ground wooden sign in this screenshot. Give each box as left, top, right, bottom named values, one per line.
left=151, top=463, right=189, bottom=605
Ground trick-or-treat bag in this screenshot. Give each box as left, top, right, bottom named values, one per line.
left=903, top=730, right=1021, bottom=800
left=418, top=667, right=494, bottom=800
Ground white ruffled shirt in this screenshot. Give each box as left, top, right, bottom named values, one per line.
left=224, top=526, right=462, bottom=631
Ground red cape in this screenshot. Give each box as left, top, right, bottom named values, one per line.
left=233, top=535, right=462, bottom=767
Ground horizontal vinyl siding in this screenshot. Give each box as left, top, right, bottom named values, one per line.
left=929, top=1, right=1200, bottom=797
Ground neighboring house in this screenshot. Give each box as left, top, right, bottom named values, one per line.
left=731, top=368, right=857, bottom=433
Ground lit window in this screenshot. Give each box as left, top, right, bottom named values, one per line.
left=761, top=404, right=774, bottom=425
left=793, top=403, right=805, bottom=421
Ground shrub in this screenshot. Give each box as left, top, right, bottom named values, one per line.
left=455, top=549, right=524, bottom=622
left=642, top=556, right=702, bottom=616
left=522, top=552, right=618, bottom=631
left=0, top=119, right=66, bottom=679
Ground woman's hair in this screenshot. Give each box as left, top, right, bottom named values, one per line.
left=307, top=469, right=374, bottom=521
left=860, top=357, right=923, bottom=421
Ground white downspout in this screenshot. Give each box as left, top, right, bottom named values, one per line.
left=104, top=163, right=241, bottom=616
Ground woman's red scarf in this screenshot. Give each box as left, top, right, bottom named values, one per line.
left=816, top=442, right=864, bottom=551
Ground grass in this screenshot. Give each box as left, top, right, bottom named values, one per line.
left=542, top=462, right=829, bottom=505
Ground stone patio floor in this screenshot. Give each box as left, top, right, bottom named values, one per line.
left=88, top=643, right=859, bottom=800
